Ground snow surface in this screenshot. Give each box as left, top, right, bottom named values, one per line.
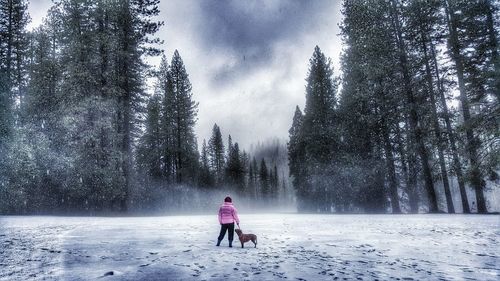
left=0, top=214, right=499, bottom=280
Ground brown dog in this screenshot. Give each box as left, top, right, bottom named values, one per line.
left=235, top=229, right=257, bottom=248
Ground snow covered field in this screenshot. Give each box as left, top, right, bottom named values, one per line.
left=0, top=214, right=498, bottom=281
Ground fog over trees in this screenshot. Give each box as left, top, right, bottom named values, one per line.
left=0, top=0, right=498, bottom=214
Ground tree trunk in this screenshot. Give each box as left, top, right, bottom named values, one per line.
left=119, top=2, right=133, bottom=212
left=417, top=21, right=455, bottom=213
left=485, top=0, right=499, bottom=99
left=404, top=117, right=420, bottom=213
left=121, top=96, right=131, bottom=212
left=445, top=0, right=487, bottom=213
left=162, top=113, right=173, bottom=183
left=381, top=118, right=401, bottom=213
left=394, top=121, right=409, bottom=192
left=429, top=40, right=470, bottom=213
left=176, top=110, right=182, bottom=184
left=390, top=0, right=438, bottom=212
left=395, top=120, right=420, bottom=213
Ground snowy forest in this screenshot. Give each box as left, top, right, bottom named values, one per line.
left=0, top=0, right=290, bottom=214
left=0, top=0, right=499, bottom=215
left=289, top=0, right=499, bottom=213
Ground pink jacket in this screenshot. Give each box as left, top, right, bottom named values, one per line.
left=218, top=202, right=240, bottom=224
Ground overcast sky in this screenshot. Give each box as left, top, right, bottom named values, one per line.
left=28, top=0, right=344, bottom=151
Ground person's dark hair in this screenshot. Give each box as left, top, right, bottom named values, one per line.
left=224, top=196, right=232, bottom=203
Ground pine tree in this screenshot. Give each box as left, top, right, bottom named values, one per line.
left=0, top=0, right=29, bottom=198
left=407, top=0, right=455, bottom=213
left=240, top=150, right=249, bottom=192
left=25, top=24, right=61, bottom=133
left=52, top=0, right=117, bottom=211
left=445, top=0, right=490, bottom=213
left=9, top=0, right=163, bottom=212
left=198, top=139, right=214, bottom=187
left=17, top=15, right=69, bottom=213
left=289, top=46, right=340, bottom=212
left=157, top=55, right=175, bottom=182
left=430, top=36, right=471, bottom=213
left=169, top=50, right=199, bottom=184
left=250, top=156, right=258, bottom=199
left=0, top=0, right=29, bottom=110
left=259, top=158, right=269, bottom=200
left=338, top=0, right=449, bottom=213
left=227, top=134, right=233, bottom=160
left=208, top=123, right=225, bottom=185
left=302, top=46, right=338, bottom=165
left=288, top=106, right=308, bottom=210
left=388, top=0, right=439, bottom=212
left=226, top=142, right=245, bottom=192
left=272, top=164, right=279, bottom=199
left=484, top=0, right=499, bottom=98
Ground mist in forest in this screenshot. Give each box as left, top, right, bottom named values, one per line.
left=0, top=0, right=499, bottom=215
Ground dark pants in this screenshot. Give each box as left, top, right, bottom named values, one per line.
left=217, top=223, right=234, bottom=243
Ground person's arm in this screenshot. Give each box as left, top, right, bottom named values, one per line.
left=233, top=207, right=240, bottom=225
left=218, top=207, right=222, bottom=224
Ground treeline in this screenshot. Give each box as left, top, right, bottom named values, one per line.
left=0, top=0, right=164, bottom=213
left=134, top=53, right=285, bottom=210
left=0, top=0, right=284, bottom=214
left=289, top=0, right=499, bottom=213
left=136, top=110, right=284, bottom=210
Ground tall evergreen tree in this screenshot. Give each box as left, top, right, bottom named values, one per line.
left=407, top=0, right=456, bottom=213
left=0, top=0, right=29, bottom=110
left=444, top=0, right=497, bottom=213
left=388, top=0, right=439, bottom=212
left=227, top=134, right=233, bottom=160
left=302, top=46, right=338, bottom=165
left=226, top=142, right=245, bottom=191
left=168, top=50, right=199, bottom=184
left=288, top=46, right=340, bottom=212
left=208, top=123, right=225, bottom=185
left=0, top=0, right=29, bottom=198
left=288, top=106, right=308, bottom=210
left=113, top=0, right=162, bottom=210
left=157, top=55, right=175, bottom=182
left=2, top=0, right=164, bottom=212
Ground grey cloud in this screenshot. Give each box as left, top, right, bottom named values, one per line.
left=194, top=0, right=334, bottom=86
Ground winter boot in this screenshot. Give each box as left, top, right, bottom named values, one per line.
left=229, top=241, right=232, bottom=248
left=216, top=239, right=221, bottom=247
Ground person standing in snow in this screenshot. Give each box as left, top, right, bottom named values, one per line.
left=216, top=196, right=240, bottom=247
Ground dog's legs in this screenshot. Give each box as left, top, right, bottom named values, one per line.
left=241, top=241, right=244, bottom=248
left=253, top=238, right=257, bottom=248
